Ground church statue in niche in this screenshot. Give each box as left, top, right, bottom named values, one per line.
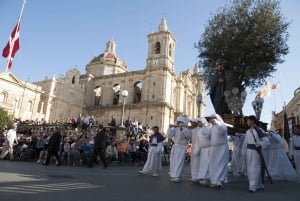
left=193, top=63, right=199, bottom=75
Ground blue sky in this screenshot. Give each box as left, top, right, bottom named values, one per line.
left=1, top=0, right=300, bottom=126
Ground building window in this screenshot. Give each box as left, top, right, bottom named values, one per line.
left=133, top=82, right=142, bottom=104
left=169, top=44, right=172, bottom=57
left=112, top=84, right=120, bottom=105
left=154, top=42, right=160, bottom=54
left=153, top=82, right=156, bottom=86
left=94, top=86, right=102, bottom=106
left=72, top=76, right=76, bottom=84
left=152, top=94, right=155, bottom=99
left=28, top=101, right=33, bottom=112
left=0, top=92, right=6, bottom=103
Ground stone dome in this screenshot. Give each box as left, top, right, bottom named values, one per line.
left=294, top=86, right=300, bottom=96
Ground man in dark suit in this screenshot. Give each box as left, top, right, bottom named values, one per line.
left=43, top=127, right=61, bottom=166
left=91, top=127, right=108, bottom=168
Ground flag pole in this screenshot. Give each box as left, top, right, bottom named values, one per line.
left=5, top=0, right=26, bottom=72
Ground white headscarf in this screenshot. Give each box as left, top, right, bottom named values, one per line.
left=198, top=117, right=208, bottom=126
left=206, top=113, right=224, bottom=123
left=176, top=116, right=189, bottom=126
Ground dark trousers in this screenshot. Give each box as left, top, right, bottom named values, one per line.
left=44, top=149, right=60, bottom=165
left=93, top=148, right=107, bottom=167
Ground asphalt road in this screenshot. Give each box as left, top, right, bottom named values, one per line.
left=0, top=160, right=299, bottom=201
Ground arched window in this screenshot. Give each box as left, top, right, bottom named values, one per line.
left=94, top=86, right=102, bottom=106
left=72, top=76, right=76, bottom=84
left=133, top=82, right=142, bottom=104
left=28, top=100, right=33, bottom=112
left=154, top=42, right=160, bottom=54
left=0, top=92, right=6, bottom=103
left=112, top=84, right=120, bottom=105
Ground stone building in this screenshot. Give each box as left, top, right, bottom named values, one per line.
left=0, top=72, right=44, bottom=121
left=271, top=86, right=300, bottom=136
left=0, top=18, right=206, bottom=133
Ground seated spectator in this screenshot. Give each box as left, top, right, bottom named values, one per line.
left=70, top=139, right=81, bottom=166
left=81, top=139, right=94, bottom=166
left=106, top=142, right=117, bottom=163
left=138, top=139, right=148, bottom=164
left=61, top=138, right=71, bottom=165
left=117, top=138, right=129, bottom=165
left=128, top=138, right=137, bottom=164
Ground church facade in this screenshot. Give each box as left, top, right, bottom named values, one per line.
left=0, top=18, right=205, bottom=133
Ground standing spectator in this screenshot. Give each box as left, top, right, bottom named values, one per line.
left=92, top=128, right=108, bottom=168
left=131, top=118, right=139, bottom=135
left=0, top=123, right=18, bottom=160
left=124, top=117, right=132, bottom=128
left=43, top=127, right=61, bottom=166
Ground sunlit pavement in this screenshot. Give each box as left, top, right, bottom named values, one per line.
left=0, top=160, right=299, bottom=201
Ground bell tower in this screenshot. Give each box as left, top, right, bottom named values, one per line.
left=146, top=17, right=176, bottom=71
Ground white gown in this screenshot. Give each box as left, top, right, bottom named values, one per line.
left=168, top=127, right=191, bottom=179
left=266, top=133, right=297, bottom=180
left=242, top=127, right=270, bottom=191
left=142, top=141, right=164, bottom=175
left=196, top=126, right=211, bottom=181
left=230, top=135, right=246, bottom=176
left=190, top=127, right=201, bottom=180
left=208, top=121, right=229, bottom=185
left=289, top=135, right=300, bottom=181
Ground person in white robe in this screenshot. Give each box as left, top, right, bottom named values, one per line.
left=229, top=133, right=246, bottom=176
left=138, top=126, right=165, bottom=177
left=266, top=130, right=297, bottom=180
left=242, top=115, right=270, bottom=192
left=289, top=125, right=300, bottom=183
left=189, top=118, right=201, bottom=182
left=196, top=117, right=212, bottom=186
left=167, top=116, right=191, bottom=183
left=0, top=123, right=18, bottom=160
left=207, top=114, right=229, bottom=188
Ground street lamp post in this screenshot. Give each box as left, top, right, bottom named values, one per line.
left=120, top=90, right=128, bottom=127
left=252, top=97, right=264, bottom=120
left=196, top=94, right=202, bottom=117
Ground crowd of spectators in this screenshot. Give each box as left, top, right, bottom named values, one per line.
left=0, top=114, right=175, bottom=167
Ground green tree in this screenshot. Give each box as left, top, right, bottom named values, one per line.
left=0, top=108, right=13, bottom=131
left=196, top=0, right=290, bottom=94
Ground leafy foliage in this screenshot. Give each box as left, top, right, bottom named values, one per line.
left=196, top=0, right=290, bottom=93
left=0, top=108, right=13, bottom=131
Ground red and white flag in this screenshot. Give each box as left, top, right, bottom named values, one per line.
left=271, top=82, right=280, bottom=90
left=2, top=22, right=20, bottom=69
